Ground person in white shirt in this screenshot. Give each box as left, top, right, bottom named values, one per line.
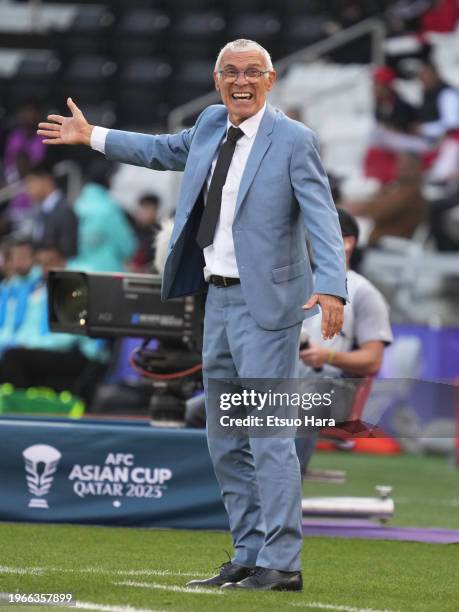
left=297, top=208, right=393, bottom=474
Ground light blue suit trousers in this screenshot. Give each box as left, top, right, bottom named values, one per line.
left=203, top=283, right=303, bottom=571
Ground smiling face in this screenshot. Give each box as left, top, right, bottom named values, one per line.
left=214, top=49, right=276, bottom=126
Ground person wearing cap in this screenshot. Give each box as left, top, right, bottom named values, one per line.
left=373, top=66, right=417, bottom=133
left=297, top=208, right=393, bottom=475
left=365, top=66, right=419, bottom=184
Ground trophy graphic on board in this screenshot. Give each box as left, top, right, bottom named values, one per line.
left=22, top=444, right=62, bottom=509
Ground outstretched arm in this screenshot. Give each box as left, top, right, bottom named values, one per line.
left=37, top=98, right=197, bottom=171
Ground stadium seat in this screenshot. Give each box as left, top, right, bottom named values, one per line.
left=227, top=13, right=282, bottom=58
left=168, top=0, right=218, bottom=12
left=119, top=58, right=172, bottom=86
left=283, top=15, right=331, bottom=55
left=115, top=9, right=171, bottom=58
left=171, top=12, right=226, bottom=61
left=80, top=102, right=117, bottom=129
left=284, top=0, right=322, bottom=16
left=272, top=62, right=372, bottom=176
left=61, top=5, right=115, bottom=56
left=222, top=0, right=268, bottom=12
left=115, top=0, right=163, bottom=10
left=57, top=55, right=117, bottom=106
left=172, top=60, right=216, bottom=106
left=117, top=58, right=172, bottom=127
left=8, top=51, right=61, bottom=107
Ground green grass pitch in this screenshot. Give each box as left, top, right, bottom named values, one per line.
left=1, top=452, right=458, bottom=612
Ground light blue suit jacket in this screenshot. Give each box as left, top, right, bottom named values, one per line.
left=105, top=103, right=347, bottom=330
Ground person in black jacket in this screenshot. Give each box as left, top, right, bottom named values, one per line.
left=22, top=163, right=79, bottom=259
left=373, top=66, right=417, bottom=133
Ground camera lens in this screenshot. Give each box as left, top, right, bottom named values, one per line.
left=52, top=273, right=88, bottom=325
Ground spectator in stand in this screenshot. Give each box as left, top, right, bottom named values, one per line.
left=69, top=159, right=137, bottom=272
left=0, top=246, right=109, bottom=404
left=129, top=193, right=161, bottom=273
left=416, top=58, right=459, bottom=182
left=20, top=164, right=78, bottom=259
left=22, top=163, right=78, bottom=259
left=414, top=59, right=459, bottom=249
left=0, top=238, right=42, bottom=356
left=364, top=66, right=425, bottom=184
left=417, top=59, right=459, bottom=141
left=373, top=66, right=417, bottom=132
left=343, top=152, right=426, bottom=244
left=3, top=99, right=46, bottom=229
left=0, top=238, right=41, bottom=354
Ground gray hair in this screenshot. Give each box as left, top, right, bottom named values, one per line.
left=215, top=39, right=273, bottom=73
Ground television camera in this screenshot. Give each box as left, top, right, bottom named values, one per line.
left=47, top=270, right=204, bottom=424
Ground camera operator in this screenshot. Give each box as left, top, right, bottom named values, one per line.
left=296, top=209, right=393, bottom=475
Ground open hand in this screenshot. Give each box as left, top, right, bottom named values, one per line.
left=37, top=98, right=93, bottom=146
left=302, top=293, right=344, bottom=340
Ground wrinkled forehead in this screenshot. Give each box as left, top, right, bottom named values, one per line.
left=219, top=49, right=267, bottom=70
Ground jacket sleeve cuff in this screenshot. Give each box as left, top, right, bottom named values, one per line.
left=314, top=277, right=348, bottom=304
left=90, top=126, right=109, bottom=153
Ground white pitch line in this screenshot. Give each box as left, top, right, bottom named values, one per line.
left=290, top=602, right=396, bottom=612
left=0, top=566, right=201, bottom=578
left=113, top=569, right=201, bottom=577
left=0, top=566, right=47, bottom=575
left=114, top=580, right=225, bottom=596
left=0, top=596, right=161, bottom=612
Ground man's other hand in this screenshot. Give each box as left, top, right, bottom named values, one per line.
left=302, top=293, right=344, bottom=340
left=37, top=98, right=93, bottom=146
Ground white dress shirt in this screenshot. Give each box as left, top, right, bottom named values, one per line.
left=90, top=103, right=266, bottom=280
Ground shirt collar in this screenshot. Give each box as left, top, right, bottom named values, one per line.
left=227, top=103, right=267, bottom=140
left=41, top=190, right=62, bottom=213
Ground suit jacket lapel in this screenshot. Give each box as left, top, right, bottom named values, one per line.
left=234, top=103, right=276, bottom=219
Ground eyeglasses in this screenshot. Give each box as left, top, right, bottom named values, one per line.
left=217, top=68, right=271, bottom=83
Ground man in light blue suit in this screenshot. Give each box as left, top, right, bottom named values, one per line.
left=38, top=39, right=347, bottom=592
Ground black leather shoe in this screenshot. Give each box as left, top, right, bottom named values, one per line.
left=222, top=566, right=303, bottom=591
left=186, top=561, right=253, bottom=588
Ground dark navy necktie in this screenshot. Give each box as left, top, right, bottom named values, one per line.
left=196, top=126, right=244, bottom=249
